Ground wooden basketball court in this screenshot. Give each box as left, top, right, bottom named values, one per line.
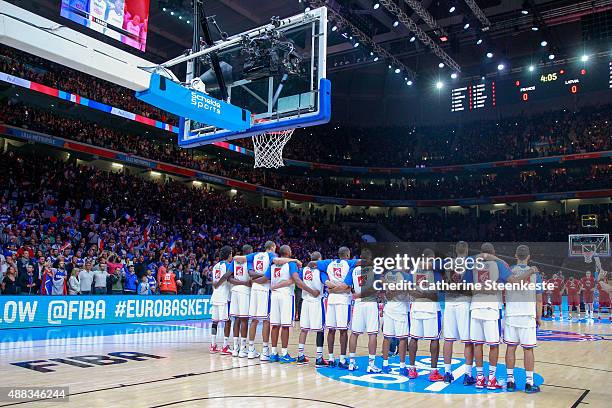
left=0, top=319, right=609, bottom=408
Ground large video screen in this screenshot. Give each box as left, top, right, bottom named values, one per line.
left=60, top=0, right=150, bottom=51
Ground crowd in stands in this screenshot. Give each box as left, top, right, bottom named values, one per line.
left=0, top=45, right=177, bottom=125
left=0, top=150, right=362, bottom=295
left=279, top=106, right=611, bottom=166
left=1, top=101, right=609, bottom=201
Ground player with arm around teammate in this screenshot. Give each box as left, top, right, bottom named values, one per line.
left=504, top=245, right=542, bottom=394
left=228, top=244, right=253, bottom=358
left=293, top=251, right=326, bottom=365
left=470, top=243, right=512, bottom=390
left=346, top=248, right=382, bottom=373
left=380, top=268, right=410, bottom=376
left=267, top=245, right=300, bottom=363
left=311, top=247, right=360, bottom=369
left=209, top=246, right=234, bottom=355
left=407, top=248, right=444, bottom=382
left=443, top=241, right=476, bottom=385
left=233, top=241, right=276, bottom=360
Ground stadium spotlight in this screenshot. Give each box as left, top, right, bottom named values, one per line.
left=486, top=52, right=494, bottom=58
left=374, top=3, right=380, bottom=9
left=497, top=63, right=505, bottom=71
left=389, top=64, right=392, bottom=69
left=439, top=62, right=445, bottom=68
left=393, top=20, right=399, bottom=27
left=170, top=11, right=174, bottom=15
left=374, top=56, right=379, bottom=61
left=178, top=16, right=182, bottom=19
left=305, top=7, right=311, bottom=12
left=395, top=68, right=401, bottom=74
left=476, top=38, right=483, bottom=45
left=521, top=1, right=529, bottom=14
left=581, top=54, right=589, bottom=62
left=162, top=7, right=166, bottom=12
left=410, top=36, right=416, bottom=42
left=331, top=25, right=338, bottom=32
left=353, top=42, right=360, bottom=48
left=464, top=22, right=470, bottom=30
left=531, top=26, right=539, bottom=31
left=528, top=65, right=535, bottom=72
left=540, top=40, right=548, bottom=47
left=548, top=53, right=555, bottom=60
left=436, top=81, right=444, bottom=89
left=407, top=80, right=413, bottom=86
left=451, top=72, right=458, bottom=79
left=449, top=6, right=456, bottom=13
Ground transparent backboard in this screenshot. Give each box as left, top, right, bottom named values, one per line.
left=179, top=6, right=328, bottom=148
left=568, top=234, right=610, bottom=259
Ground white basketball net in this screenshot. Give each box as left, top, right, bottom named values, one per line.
left=251, top=129, right=294, bottom=168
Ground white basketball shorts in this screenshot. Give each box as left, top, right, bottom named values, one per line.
left=470, top=315, right=502, bottom=345
left=211, top=302, right=230, bottom=322
left=230, top=291, right=250, bottom=317
left=300, top=298, right=325, bottom=331
left=351, top=301, right=380, bottom=334
left=409, top=311, right=441, bottom=340
left=269, top=292, right=294, bottom=327
left=248, top=289, right=270, bottom=320
left=443, top=302, right=471, bottom=342
left=383, top=311, right=409, bottom=338
left=326, top=303, right=351, bottom=330
left=504, top=324, right=537, bottom=348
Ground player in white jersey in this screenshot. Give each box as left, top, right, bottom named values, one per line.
left=443, top=241, right=476, bottom=385
left=504, top=245, right=542, bottom=394
left=312, top=247, right=360, bottom=368
left=408, top=248, right=444, bottom=381
left=381, top=269, right=410, bottom=375
left=228, top=244, right=253, bottom=358
left=233, top=241, right=275, bottom=360
left=295, top=252, right=327, bottom=365
left=347, top=248, right=381, bottom=373
left=471, top=243, right=511, bottom=390
left=266, top=245, right=300, bottom=363
left=209, top=245, right=234, bottom=355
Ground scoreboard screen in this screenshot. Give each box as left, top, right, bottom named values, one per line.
left=450, top=59, right=611, bottom=113
left=451, top=82, right=496, bottom=112
left=514, top=66, right=588, bottom=103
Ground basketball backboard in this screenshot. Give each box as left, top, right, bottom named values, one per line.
left=568, top=233, right=610, bottom=262
left=177, top=6, right=329, bottom=148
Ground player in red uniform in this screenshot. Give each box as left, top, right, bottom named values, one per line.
left=580, top=271, right=596, bottom=319
left=597, top=277, right=611, bottom=321
left=564, top=276, right=582, bottom=320
left=550, top=274, right=564, bottom=320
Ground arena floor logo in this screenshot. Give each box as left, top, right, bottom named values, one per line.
left=316, top=356, right=544, bottom=394
left=536, top=329, right=607, bottom=342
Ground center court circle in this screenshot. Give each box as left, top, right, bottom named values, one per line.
left=316, top=356, right=544, bottom=394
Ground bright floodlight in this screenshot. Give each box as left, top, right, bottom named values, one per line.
left=449, top=6, right=456, bottom=13
left=486, top=52, right=493, bottom=58
left=436, top=81, right=444, bottom=89
left=438, top=62, right=445, bottom=68
left=497, top=63, right=505, bottom=71
left=581, top=54, right=589, bottom=62
left=528, top=65, right=535, bottom=72
left=407, top=80, right=413, bottom=85
left=410, top=36, right=416, bottom=42
left=451, top=72, right=458, bottom=79
left=393, top=20, right=399, bottom=27
left=374, top=56, right=379, bottom=61
left=548, top=53, right=555, bottom=60
left=540, top=40, right=547, bottom=47
left=476, top=38, right=483, bottom=45
left=374, top=3, right=380, bottom=9
left=463, top=23, right=470, bottom=30
left=353, top=42, right=359, bottom=48
left=395, top=68, right=401, bottom=74
left=331, top=25, right=338, bottom=32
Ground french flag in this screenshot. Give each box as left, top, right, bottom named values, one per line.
left=97, top=237, right=104, bottom=251
left=123, top=212, right=134, bottom=223
left=142, top=219, right=154, bottom=241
